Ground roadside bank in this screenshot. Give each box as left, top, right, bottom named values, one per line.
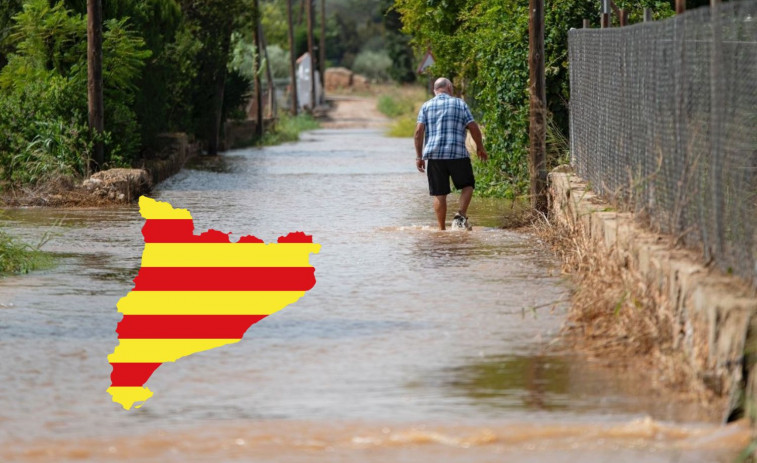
left=0, top=133, right=197, bottom=208
left=546, top=169, right=757, bottom=424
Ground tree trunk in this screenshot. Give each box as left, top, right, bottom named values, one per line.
left=206, top=65, right=227, bottom=155
left=260, top=22, right=276, bottom=119
left=287, top=0, right=298, bottom=114
left=207, top=17, right=234, bottom=156
left=253, top=0, right=263, bottom=139
left=319, top=0, right=326, bottom=103
left=306, top=0, right=315, bottom=110
left=87, top=0, right=104, bottom=174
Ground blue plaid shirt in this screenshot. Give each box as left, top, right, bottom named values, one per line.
left=417, top=93, right=475, bottom=160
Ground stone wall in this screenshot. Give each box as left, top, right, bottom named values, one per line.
left=549, top=170, right=757, bottom=422
left=142, top=132, right=199, bottom=186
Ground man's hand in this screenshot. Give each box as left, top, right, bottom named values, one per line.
left=477, top=146, right=488, bottom=162
left=414, top=123, right=425, bottom=172
left=467, top=122, right=488, bottom=162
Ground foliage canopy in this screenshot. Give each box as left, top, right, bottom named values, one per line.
left=395, top=0, right=673, bottom=197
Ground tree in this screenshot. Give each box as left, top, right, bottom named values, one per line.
left=0, top=0, right=150, bottom=184
left=382, top=0, right=415, bottom=83
left=0, top=0, right=24, bottom=69
left=180, top=0, right=246, bottom=155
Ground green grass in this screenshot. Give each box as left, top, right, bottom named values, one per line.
left=0, top=230, right=53, bottom=275
left=376, top=86, right=428, bottom=138
left=387, top=115, right=418, bottom=138
left=377, top=95, right=415, bottom=118
left=261, top=114, right=320, bottom=146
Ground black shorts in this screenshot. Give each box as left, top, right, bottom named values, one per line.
left=426, top=158, right=475, bottom=196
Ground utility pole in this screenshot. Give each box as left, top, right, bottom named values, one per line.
left=253, top=0, right=263, bottom=139
left=287, top=0, right=298, bottom=114
left=306, top=0, right=316, bottom=110
left=528, top=0, right=547, bottom=212
left=87, top=0, right=104, bottom=174
left=676, top=0, right=685, bottom=14
left=319, top=0, right=326, bottom=103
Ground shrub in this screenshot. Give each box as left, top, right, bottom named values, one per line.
left=377, top=94, right=415, bottom=118
left=352, top=50, right=393, bottom=81
left=387, top=115, right=417, bottom=138
left=261, top=114, right=320, bottom=145
left=0, top=0, right=150, bottom=185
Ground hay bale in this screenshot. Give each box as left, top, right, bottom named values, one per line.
left=324, top=67, right=353, bottom=91
left=352, top=74, right=370, bottom=91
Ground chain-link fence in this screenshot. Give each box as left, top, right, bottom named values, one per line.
left=568, top=1, right=757, bottom=288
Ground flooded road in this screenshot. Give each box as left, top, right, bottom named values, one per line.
left=0, top=129, right=747, bottom=461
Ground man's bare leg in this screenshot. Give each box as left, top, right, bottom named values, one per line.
left=433, top=195, right=447, bottom=230
left=458, top=186, right=473, bottom=217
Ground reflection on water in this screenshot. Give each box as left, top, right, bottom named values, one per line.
left=449, top=355, right=574, bottom=412
left=0, top=129, right=742, bottom=461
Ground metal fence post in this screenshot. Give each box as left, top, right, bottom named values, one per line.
left=710, top=0, right=724, bottom=257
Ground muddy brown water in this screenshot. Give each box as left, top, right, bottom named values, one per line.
left=0, top=129, right=748, bottom=462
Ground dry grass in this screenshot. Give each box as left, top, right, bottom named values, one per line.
left=532, top=216, right=716, bottom=402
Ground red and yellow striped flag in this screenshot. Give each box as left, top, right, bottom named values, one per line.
left=107, top=197, right=320, bottom=409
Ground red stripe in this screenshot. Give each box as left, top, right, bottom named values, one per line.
left=278, top=232, right=313, bottom=243
left=132, top=267, right=316, bottom=291
left=110, top=363, right=161, bottom=387
left=142, top=219, right=236, bottom=243
left=116, top=315, right=267, bottom=339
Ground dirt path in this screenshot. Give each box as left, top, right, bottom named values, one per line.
left=319, top=95, right=391, bottom=129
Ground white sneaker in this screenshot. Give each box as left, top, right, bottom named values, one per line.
left=451, top=212, right=472, bottom=231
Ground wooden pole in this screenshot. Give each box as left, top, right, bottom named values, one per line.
left=253, top=0, right=263, bottom=139
left=529, top=0, right=547, bottom=212
left=319, top=0, right=326, bottom=103
left=582, top=18, right=590, bottom=28
left=619, top=8, right=628, bottom=26
left=260, top=21, right=276, bottom=120
left=286, top=0, right=298, bottom=115
left=87, top=0, right=104, bottom=173
left=297, top=0, right=305, bottom=25
left=306, top=0, right=316, bottom=110
left=676, top=0, right=685, bottom=14
left=643, top=8, right=653, bottom=22
left=601, top=13, right=610, bottom=28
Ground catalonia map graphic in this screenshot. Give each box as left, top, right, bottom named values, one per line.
left=108, top=197, right=320, bottom=410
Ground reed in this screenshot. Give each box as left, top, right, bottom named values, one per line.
left=0, top=229, right=52, bottom=275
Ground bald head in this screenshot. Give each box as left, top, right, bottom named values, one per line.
left=433, top=77, right=452, bottom=95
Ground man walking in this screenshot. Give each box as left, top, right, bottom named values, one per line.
left=415, top=77, right=487, bottom=230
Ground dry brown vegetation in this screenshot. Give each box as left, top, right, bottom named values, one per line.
left=532, top=216, right=719, bottom=406
left=1, top=169, right=151, bottom=207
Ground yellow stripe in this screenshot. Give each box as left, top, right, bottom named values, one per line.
left=107, top=386, right=153, bottom=410
left=139, top=196, right=192, bottom=220
left=108, top=339, right=240, bottom=363
left=117, top=291, right=306, bottom=315
left=140, top=242, right=321, bottom=267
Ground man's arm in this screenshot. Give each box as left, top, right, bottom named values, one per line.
left=414, top=123, right=425, bottom=173
left=466, top=122, right=488, bottom=161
